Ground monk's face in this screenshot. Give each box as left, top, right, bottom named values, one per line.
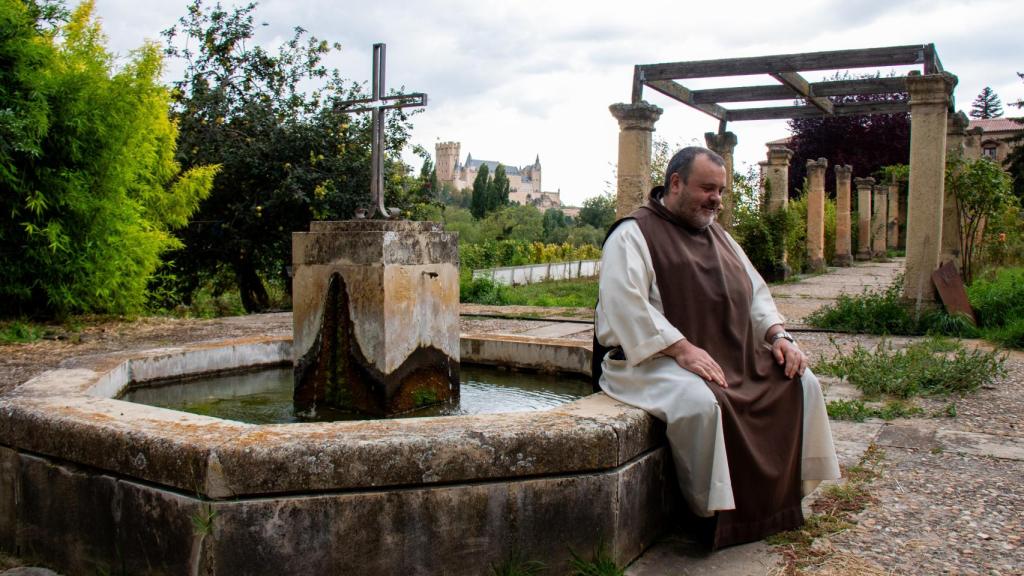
left=665, top=154, right=727, bottom=230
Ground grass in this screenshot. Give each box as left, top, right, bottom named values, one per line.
left=568, top=544, right=624, bottom=576
left=0, top=321, right=46, bottom=344
left=817, top=337, right=1006, bottom=399
left=461, top=276, right=599, bottom=308
left=826, top=399, right=923, bottom=422
left=768, top=445, right=884, bottom=574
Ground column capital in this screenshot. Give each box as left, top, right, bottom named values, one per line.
left=806, top=157, right=828, bottom=171
left=872, top=184, right=888, bottom=196
left=854, top=176, right=876, bottom=189
left=704, top=131, right=738, bottom=154
left=766, top=145, right=793, bottom=165
left=609, top=101, right=663, bottom=131
left=906, top=72, right=958, bottom=107
left=834, top=164, right=853, bottom=178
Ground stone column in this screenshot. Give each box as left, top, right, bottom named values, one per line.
left=765, top=145, right=793, bottom=213
left=904, top=72, right=957, bottom=304
left=805, top=158, right=828, bottom=272
left=833, top=165, right=853, bottom=266
left=940, top=111, right=969, bottom=268
left=872, top=185, right=888, bottom=259
left=705, top=131, right=738, bottom=230
left=887, top=180, right=900, bottom=251
left=854, top=177, right=875, bottom=261
left=610, top=102, right=663, bottom=218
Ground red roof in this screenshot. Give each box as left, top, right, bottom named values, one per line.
left=969, top=117, right=1023, bottom=133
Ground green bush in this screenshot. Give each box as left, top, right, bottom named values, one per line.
left=967, top=267, right=1024, bottom=330
left=817, top=337, right=1006, bottom=398
left=0, top=1, right=214, bottom=317
left=459, top=276, right=509, bottom=305
left=805, top=279, right=920, bottom=334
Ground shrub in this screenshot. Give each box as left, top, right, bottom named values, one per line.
left=817, top=337, right=1006, bottom=398
left=967, top=267, right=1024, bottom=330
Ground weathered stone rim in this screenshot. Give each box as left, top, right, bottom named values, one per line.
left=0, top=334, right=662, bottom=499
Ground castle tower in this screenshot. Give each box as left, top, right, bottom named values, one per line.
left=435, top=141, right=461, bottom=186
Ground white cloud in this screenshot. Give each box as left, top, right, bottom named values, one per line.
left=93, top=0, right=1024, bottom=207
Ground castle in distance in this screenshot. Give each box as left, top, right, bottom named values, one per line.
left=435, top=141, right=562, bottom=210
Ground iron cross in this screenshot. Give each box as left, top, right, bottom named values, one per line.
left=337, top=43, right=427, bottom=219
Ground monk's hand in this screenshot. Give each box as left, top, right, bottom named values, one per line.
left=663, top=338, right=728, bottom=388
left=772, top=339, right=807, bottom=378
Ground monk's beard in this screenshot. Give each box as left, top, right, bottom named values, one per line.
left=681, top=204, right=719, bottom=230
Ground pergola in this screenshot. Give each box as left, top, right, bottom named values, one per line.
left=609, top=44, right=960, bottom=303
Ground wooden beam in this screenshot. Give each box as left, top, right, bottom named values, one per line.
left=691, top=85, right=795, bottom=103
left=631, top=65, right=644, bottom=103
left=646, top=80, right=729, bottom=120
left=689, top=77, right=908, bottom=104
left=639, top=45, right=932, bottom=81
left=727, top=101, right=908, bottom=122
left=812, top=77, right=907, bottom=97
left=771, top=71, right=834, bottom=115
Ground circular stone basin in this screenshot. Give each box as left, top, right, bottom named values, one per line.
left=0, top=333, right=672, bottom=576
left=122, top=365, right=592, bottom=424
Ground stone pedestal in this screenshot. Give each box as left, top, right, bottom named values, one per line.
left=292, top=221, right=460, bottom=416
left=806, top=158, right=828, bottom=272
left=904, top=72, right=957, bottom=304
left=834, top=165, right=853, bottom=266
left=887, top=181, right=900, bottom=251
left=941, top=111, right=970, bottom=268
left=705, top=131, right=738, bottom=230
left=610, top=102, right=663, bottom=218
left=872, top=185, right=888, bottom=259
left=854, top=177, right=875, bottom=261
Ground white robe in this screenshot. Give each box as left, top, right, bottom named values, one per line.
left=596, top=220, right=840, bottom=517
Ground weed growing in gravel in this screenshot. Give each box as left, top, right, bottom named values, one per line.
left=826, top=399, right=923, bottom=422
left=768, top=444, right=885, bottom=573
left=817, top=337, right=1006, bottom=398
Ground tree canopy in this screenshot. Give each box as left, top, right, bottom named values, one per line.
left=786, top=73, right=910, bottom=198
left=161, top=0, right=417, bottom=312
left=0, top=0, right=214, bottom=317
left=970, top=86, right=1004, bottom=119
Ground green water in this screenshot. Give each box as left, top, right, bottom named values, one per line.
left=122, top=365, right=592, bottom=424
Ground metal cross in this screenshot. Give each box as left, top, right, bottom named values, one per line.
left=337, top=43, right=428, bottom=219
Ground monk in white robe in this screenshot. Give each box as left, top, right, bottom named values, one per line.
left=595, top=147, right=840, bottom=548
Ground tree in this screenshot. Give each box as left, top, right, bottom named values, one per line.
left=787, top=72, right=910, bottom=198
left=577, top=193, right=617, bottom=232
left=478, top=204, right=543, bottom=242
left=0, top=0, right=214, bottom=317
left=947, top=157, right=1013, bottom=283
left=542, top=208, right=571, bottom=244
left=970, top=87, right=1004, bottom=119
left=470, top=163, right=491, bottom=219
left=162, top=0, right=416, bottom=312
left=490, top=164, right=510, bottom=211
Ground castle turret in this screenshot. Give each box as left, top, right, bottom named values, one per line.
left=434, top=141, right=461, bottom=186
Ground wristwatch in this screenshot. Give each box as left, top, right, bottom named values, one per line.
left=771, top=331, right=796, bottom=345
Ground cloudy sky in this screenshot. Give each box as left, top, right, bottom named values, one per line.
left=93, top=0, right=1023, bottom=207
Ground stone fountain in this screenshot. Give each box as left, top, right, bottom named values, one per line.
left=0, top=44, right=677, bottom=576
